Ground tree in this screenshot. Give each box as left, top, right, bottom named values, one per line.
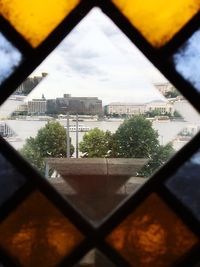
left=79, top=128, right=113, bottom=158
left=20, top=121, right=74, bottom=173
left=164, top=88, right=180, bottom=98
left=139, top=142, right=175, bottom=177
left=111, top=115, right=159, bottom=158
left=112, top=115, right=175, bottom=176
left=173, top=110, right=183, bottom=118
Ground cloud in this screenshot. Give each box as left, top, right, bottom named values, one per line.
left=28, top=8, right=167, bottom=104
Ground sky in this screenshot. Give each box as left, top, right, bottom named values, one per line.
left=26, top=7, right=168, bottom=105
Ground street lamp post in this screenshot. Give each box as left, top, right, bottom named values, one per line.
left=61, top=106, right=70, bottom=158
left=75, top=113, right=79, bottom=158
left=66, top=111, right=70, bottom=158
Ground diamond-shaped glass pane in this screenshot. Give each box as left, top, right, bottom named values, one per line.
left=107, top=193, right=198, bottom=267
left=0, top=152, right=25, bottom=206
left=112, top=0, right=199, bottom=47
left=1, top=8, right=200, bottom=226
left=0, top=190, right=84, bottom=267
left=166, top=149, right=200, bottom=221
left=173, top=29, right=200, bottom=93
left=0, top=0, right=80, bottom=47
left=0, top=32, right=22, bottom=84
left=74, top=249, right=116, bottom=267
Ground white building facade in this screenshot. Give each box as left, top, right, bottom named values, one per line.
left=105, top=101, right=174, bottom=116
left=146, top=101, right=174, bottom=114
left=105, top=103, right=146, bottom=116
left=28, top=99, right=47, bottom=114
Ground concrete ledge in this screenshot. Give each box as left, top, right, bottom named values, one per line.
left=45, top=158, right=148, bottom=177
left=107, top=158, right=148, bottom=176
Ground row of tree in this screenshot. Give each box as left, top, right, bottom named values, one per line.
left=20, top=115, right=175, bottom=177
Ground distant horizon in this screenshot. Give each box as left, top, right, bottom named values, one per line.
left=12, top=92, right=167, bottom=106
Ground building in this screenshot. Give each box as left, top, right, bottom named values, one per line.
left=0, top=122, right=16, bottom=137
left=28, top=97, right=47, bottom=114
left=105, top=101, right=174, bottom=116
left=16, top=103, right=28, bottom=113
left=146, top=101, right=174, bottom=114
left=46, top=94, right=103, bottom=116
left=104, top=103, right=146, bottom=116
left=15, top=73, right=47, bottom=95
left=154, top=82, right=174, bottom=95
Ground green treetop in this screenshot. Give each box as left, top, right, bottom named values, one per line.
left=79, top=128, right=113, bottom=158
left=20, top=121, right=74, bottom=173
left=112, top=116, right=175, bottom=176
left=112, top=115, right=159, bottom=158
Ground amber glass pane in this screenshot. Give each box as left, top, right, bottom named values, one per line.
left=0, top=191, right=84, bottom=267
left=112, top=0, right=200, bottom=47
left=0, top=0, right=80, bottom=47
left=107, top=193, right=198, bottom=267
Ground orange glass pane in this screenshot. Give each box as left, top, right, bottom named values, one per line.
left=112, top=0, right=200, bottom=47
left=0, top=191, right=84, bottom=267
left=0, top=0, right=80, bottom=47
left=107, top=193, right=198, bottom=267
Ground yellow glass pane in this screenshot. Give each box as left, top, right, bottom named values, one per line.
left=112, top=0, right=200, bottom=47
left=107, top=193, right=198, bottom=267
left=0, top=0, right=80, bottom=47
left=0, top=191, right=84, bottom=267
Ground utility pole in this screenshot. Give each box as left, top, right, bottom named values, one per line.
left=66, top=112, right=70, bottom=158
left=75, top=113, right=79, bottom=158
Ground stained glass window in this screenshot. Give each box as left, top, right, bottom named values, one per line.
left=0, top=1, right=199, bottom=267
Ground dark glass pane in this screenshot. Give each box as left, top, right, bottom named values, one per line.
left=0, top=191, right=84, bottom=267
left=173, top=29, right=200, bottom=93
left=0, top=153, right=25, bottom=206
left=107, top=193, right=198, bottom=267
left=0, top=32, right=22, bottom=85
left=74, top=250, right=116, bottom=267
left=166, top=149, right=200, bottom=221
